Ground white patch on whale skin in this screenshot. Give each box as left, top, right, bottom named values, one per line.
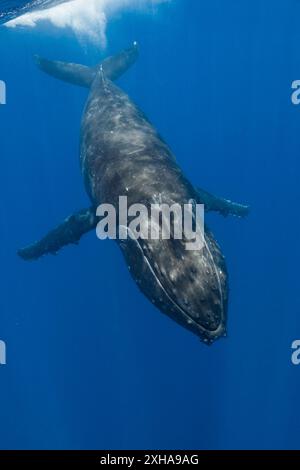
left=5, top=0, right=171, bottom=46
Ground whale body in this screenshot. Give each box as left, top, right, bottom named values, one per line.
left=18, top=44, right=249, bottom=344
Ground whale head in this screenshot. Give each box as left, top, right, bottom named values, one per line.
left=118, top=228, right=228, bottom=345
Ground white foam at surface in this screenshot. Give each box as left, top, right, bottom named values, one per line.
left=5, top=0, right=169, bottom=46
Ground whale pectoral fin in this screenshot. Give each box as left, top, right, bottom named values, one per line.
left=18, top=207, right=98, bottom=261
left=197, top=187, right=250, bottom=218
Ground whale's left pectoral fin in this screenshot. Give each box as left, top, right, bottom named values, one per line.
left=18, top=207, right=98, bottom=261
left=197, top=187, right=250, bottom=218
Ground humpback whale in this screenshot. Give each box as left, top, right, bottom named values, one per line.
left=18, top=44, right=249, bottom=344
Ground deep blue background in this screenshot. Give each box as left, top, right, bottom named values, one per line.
left=0, top=0, right=300, bottom=450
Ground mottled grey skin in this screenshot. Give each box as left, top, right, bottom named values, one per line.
left=19, top=44, right=249, bottom=343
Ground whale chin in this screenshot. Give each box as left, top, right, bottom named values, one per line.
left=118, top=232, right=228, bottom=345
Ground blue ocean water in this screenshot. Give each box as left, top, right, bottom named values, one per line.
left=0, top=0, right=300, bottom=450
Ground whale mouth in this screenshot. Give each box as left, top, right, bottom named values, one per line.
left=136, top=240, right=227, bottom=344
left=118, top=221, right=227, bottom=344
left=157, top=278, right=226, bottom=341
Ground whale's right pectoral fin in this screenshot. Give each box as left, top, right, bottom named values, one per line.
left=18, top=207, right=98, bottom=261
left=197, top=187, right=250, bottom=218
